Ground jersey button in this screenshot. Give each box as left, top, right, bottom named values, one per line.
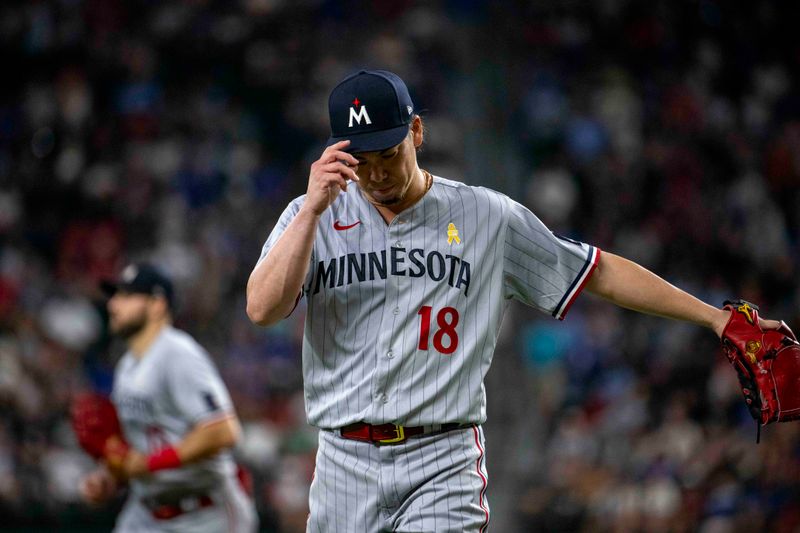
left=387, top=350, right=394, bottom=359
left=382, top=395, right=389, bottom=404
left=393, top=307, right=400, bottom=315
left=395, top=241, right=402, bottom=248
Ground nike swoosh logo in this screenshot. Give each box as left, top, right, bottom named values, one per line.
left=333, top=220, right=361, bottom=231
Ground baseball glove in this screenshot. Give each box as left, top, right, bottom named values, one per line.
left=720, top=300, right=800, bottom=441
left=70, top=392, right=130, bottom=468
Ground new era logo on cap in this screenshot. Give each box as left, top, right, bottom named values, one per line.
left=327, top=70, right=415, bottom=153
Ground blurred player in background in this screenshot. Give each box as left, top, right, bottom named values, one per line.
left=78, top=262, right=257, bottom=532
left=247, top=70, right=784, bottom=532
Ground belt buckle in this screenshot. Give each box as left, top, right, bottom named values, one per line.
left=376, top=424, right=406, bottom=444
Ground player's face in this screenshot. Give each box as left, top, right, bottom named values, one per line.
left=107, top=291, right=151, bottom=339
left=353, top=120, right=422, bottom=208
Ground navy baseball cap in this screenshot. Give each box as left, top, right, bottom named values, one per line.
left=326, top=70, right=415, bottom=153
left=101, top=262, right=174, bottom=309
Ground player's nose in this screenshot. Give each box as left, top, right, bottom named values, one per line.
left=368, top=165, right=388, bottom=182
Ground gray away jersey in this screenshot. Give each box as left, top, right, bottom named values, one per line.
left=112, top=326, right=237, bottom=498
left=257, top=175, right=600, bottom=429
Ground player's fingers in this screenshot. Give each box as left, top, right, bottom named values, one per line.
left=314, top=172, right=347, bottom=194
left=326, top=139, right=351, bottom=151
left=80, top=475, right=101, bottom=501
left=318, top=161, right=359, bottom=181
left=322, top=147, right=359, bottom=167
left=99, top=474, right=115, bottom=497
left=761, top=318, right=783, bottom=330
left=333, top=173, right=351, bottom=193
left=344, top=164, right=360, bottom=181
left=320, top=142, right=352, bottom=160
left=78, top=477, right=92, bottom=499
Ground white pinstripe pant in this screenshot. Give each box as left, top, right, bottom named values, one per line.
left=308, top=425, right=490, bottom=533
left=113, top=476, right=257, bottom=533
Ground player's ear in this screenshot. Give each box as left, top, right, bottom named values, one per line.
left=149, top=294, right=171, bottom=321
left=411, top=115, right=424, bottom=149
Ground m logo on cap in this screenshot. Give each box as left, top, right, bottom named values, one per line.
left=348, top=98, right=372, bottom=127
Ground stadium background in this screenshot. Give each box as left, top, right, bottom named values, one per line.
left=2, top=0, right=800, bottom=531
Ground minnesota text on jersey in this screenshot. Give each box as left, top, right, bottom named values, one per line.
left=311, top=247, right=471, bottom=296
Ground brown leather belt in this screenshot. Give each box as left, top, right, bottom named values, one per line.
left=142, top=493, right=214, bottom=520
left=338, top=422, right=469, bottom=445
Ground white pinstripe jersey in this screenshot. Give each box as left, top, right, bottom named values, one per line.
left=112, top=326, right=237, bottom=498
left=257, top=175, right=600, bottom=429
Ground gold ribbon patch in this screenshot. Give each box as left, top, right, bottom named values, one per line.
left=447, top=223, right=461, bottom=245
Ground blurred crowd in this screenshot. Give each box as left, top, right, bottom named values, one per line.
left=1, top=0, right=800, bottom=531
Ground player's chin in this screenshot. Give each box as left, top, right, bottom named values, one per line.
left=375, top=195, right=402, bottom=206
left=367, top=189, right=400, bottom=205
left=110, top=319, right=145, bottom=339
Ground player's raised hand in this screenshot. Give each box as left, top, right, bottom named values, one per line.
left=304, top=140, right=360, bottom=216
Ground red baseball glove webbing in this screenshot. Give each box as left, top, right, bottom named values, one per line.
left=720, top=300, right=800, bottom=442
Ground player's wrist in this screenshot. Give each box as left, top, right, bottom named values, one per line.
left=146, top=446, right=182, bottom=473
left=710, top=307, right=731, bottom=338
left=299, top=198, right=328, bottom=218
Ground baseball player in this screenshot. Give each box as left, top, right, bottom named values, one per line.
left=79, top=263, right=257, bottom=532
left=246, top=70, right=783, bottom=532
